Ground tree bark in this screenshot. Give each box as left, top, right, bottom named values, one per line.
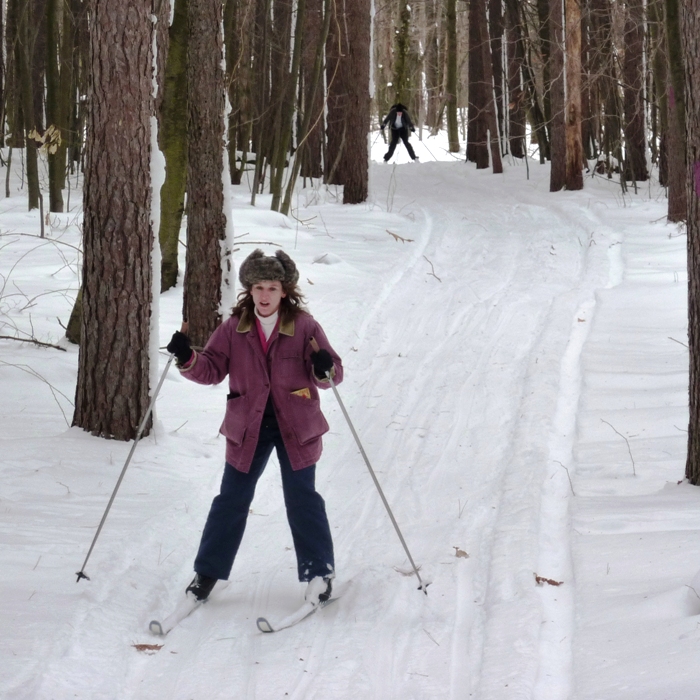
left=446, top=0, right=459, bottom=152
left=665, top=0, right=687, bottom=221
left=505, top=0, right=526, bottom=158
left=467, top=0, right=488, bottom=166
left=565, top=0, right=584, bottom=189
left=682, top=0, right=700, bottom=483
left=183, top=0, right=226, bottom=347
left=299, top=0, right=324, bottom=179
left=549, top=0, right=566, bottom=190
left=158, top=0, right=188, bottom=292
left=341, top=0, right=370, bottom=203
left=73, top=0, right=153, bottom=441
left=623, top=0, right=648, bottom=184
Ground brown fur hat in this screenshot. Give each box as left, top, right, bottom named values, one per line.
left=238, top=249, right=299, bottom=289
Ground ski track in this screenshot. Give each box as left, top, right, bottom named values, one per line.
left=3, top=161, right=637, bottom=699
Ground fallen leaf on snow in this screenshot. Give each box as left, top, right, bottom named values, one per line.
left=453, top=546, right=469, bottom=559
left=132, top=643, right=163, bottom=654
left=535, top=574, right=563, bottom=587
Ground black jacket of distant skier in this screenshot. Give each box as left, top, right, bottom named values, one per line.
left=381, top=104, right=415, bottom=132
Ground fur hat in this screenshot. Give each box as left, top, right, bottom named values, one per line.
left=238, top=249, right=299, bottom=289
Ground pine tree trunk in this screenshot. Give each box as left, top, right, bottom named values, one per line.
left=580, top=0, right=595, bottom=159
left=73, top=0, right=153, bottom=441
left=424, top=0, right=440, bottom=130
left=446, top=0, right=459, bottom=152
left=183, top=0, right=226, bottom=347
left=476, top=0, right=503, bottom=172
left=341, top=0, right=370, bottom=204
left=683, top=0, right=700, bottom=484
left=299, top=0, right=324, bottom=179
left=46, top=0, right=70, bottom=213
left=565, top=0, right=584, bottom=189
left=665, top=0, right=687, bottom=221
left=324, top=0, right=371, bottom=196
left=489, top=0, right=504, bottom=153
left=549, top=0, right=566, bottom=190
left=505, top=0, right=526, bottom=158
left=467, top=0, right=488, bottom=166
left=623, top=0, right=648, bottom=184
left=18, top=0, right=40, bottom=210
left=649, top=0, right=668, bottom=185
left=158, top=0, right=188, bottom=292
left=537, top=0, right=552, bottom=144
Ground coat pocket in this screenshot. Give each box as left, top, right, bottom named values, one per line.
left=287, top=394, right=329, bottom=445
left=220, top=395, right=248, bottom=446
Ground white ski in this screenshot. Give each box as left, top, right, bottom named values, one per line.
left=256, top=588, right=344, bottom=633
left=149, top=593, right=203, bottom=636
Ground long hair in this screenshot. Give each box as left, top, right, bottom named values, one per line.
left=232, top=280, right=307, bottom=321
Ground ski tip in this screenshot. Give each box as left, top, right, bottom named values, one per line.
left=256, top=617, right=274, bottom=634
left=149, top=620, right=165, bottom=636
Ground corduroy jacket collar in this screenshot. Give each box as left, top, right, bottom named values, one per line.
left=236, top=309, right=294, bottom=336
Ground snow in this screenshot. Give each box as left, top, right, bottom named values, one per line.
left=1, top=134, right=698, bottom=699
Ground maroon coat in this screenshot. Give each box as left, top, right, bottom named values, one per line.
left=179, top=309, right=343, bottom=472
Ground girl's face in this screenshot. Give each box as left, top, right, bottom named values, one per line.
left=251, top=280, right=286, bottom=317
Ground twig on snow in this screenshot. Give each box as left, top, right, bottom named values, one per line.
left=423, top=256, right=442, bottom=282
left=0, top=359, right=73, bottom=425
left=601, top=419, right=636, bottom=476
left=0, top=334, right=66, bottom=351
left=553, top=460, right=576, bottom=496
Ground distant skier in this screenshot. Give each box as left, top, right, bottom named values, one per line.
left=166, top=249, right=342, bottom=608
left=381, top=103, right=418, bottom=162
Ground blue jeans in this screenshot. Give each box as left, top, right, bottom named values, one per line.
left=194, top=419, right=335, bottom=582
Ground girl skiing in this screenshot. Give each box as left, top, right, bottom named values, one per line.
left=167, top=249, right=342, bottom=606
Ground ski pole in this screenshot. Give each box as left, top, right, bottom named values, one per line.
left=311, top=339, right=428, bottom=594
left=76, top=354, right=175, bottom=583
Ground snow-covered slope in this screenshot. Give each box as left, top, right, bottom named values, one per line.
left=1, top=139, right=697, bottom=699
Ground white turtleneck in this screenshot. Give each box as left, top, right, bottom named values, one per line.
left=254, top=308, right=279, bottom=340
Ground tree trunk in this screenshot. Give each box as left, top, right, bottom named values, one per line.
left=158, top=0, right=188, bottom=292
left=73, top=0, right=153, bottom=441
left=489, top=0, right=504, bottom=154
left=665, top=0, right=687, bottom=221
left=446, top=0, right=459, bottom=152
left=424, top=0, right=441, bottom=130
left=299, top=0, right=324, bottom=179
left=649, top=0, right=668, bottom=185
left=183, top=0, right=226, bottom=347
left=537, top=0, right=552, bottom=147
left=683, top=0, right=700, bottom=484
left=565, top=0, right=584, bottom=189
left=394, top=1, right=412, bottom=105
left=46, top=0, right=73, bottom=213
left=467, top=0, right=488, bottom=166
left=476, top=0, right=503, bottom=172
left=270, top=0, right=303, bottom=211
left=549, top=0, right=566, bottom=190
left=623, top=0, right=648, bottom=184
left=580, top=0, right=595, bottom=159
left=18, top=0, right=40, bottom=210
left=325, top=0, right=370, bottom=195
left=505, top=0, right=526, bottom=158
left=341, top=0, right=370, bottom=204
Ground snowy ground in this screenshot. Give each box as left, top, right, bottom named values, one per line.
left=1, top=134, right=698, bottom=700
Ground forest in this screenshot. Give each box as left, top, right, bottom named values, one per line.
left=1, top=0, right=700, bottom=473
left=3, top=2, right=700, bottom=695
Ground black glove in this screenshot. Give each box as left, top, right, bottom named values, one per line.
left=167, top=331, right=193, bottom=365
left=311, top=349, right=334, bottom=378
left=411, top=127, right=415, bottom=133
